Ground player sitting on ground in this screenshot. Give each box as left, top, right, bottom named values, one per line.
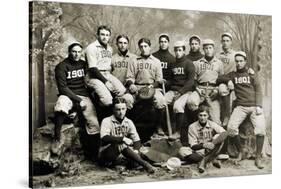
left=98, top=97, right=156, bottom=173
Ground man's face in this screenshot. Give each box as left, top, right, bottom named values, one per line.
left=235, top=55, right=247, bottom=70
left=174, top=47, right=185, bottom=59
left=203, top=45, right=215, bottom=57
left=198, top=111, right=209, bottom=125
left=117, top=37, right=129, bottom=53
left=70, top=45, right=82, bottom=61
left=189, top=39, right=200, bottom=52
left=139, top=42, right=151, bottom=56
left=159, top=37, right=169, bottom=50
left=98, top=29, right=111, bottom=45
left=113, top=103, right=127, bottom=120
left=221, top=36, right=232, bottom=50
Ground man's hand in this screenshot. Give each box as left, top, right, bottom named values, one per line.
left=196, top=87, right=205, bottom=96
left=158, top=79, right=167, bottom=85
left=227, top=80, right=234, bottom=90
left=256, top=106, right=263, bottom=115
left=123, top=137, right=133, bottom=146
left=129, top=84, right=138, bottom=94
left=248, top=68, right=255, bottom=75
left=209, top=89, right=218, bottom=100
left=79, top=100, right=87, bottom=111
left=203, top=142, right=215, bottom=150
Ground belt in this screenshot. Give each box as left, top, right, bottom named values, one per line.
left=198, top=82, right=216, bottom=87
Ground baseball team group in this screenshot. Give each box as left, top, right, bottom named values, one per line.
left=50, top=25, right=267, bottom=174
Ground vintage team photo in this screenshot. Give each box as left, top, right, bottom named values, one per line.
left=29, top=1, right=272, bottom=188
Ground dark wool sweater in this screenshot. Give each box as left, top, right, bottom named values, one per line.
left=167, top=56, right=195, bottom=94
left=55, top=57, right=89, bottom=102
left=153, top=49, right=175, bottom=81
left=186, top=51, right=204, bottom=62
left=217, top=67, right=263, bottom=107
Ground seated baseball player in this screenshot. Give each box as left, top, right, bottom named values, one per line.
left=217, top=51, right=266, bottom=169
left=183, top=105, right=228, bottom=173
left=99, top=97, right=156, bottom=173
left=124, top=38, right=166, bottom=136
left=164, top=41, right=196, bottom=140
left=84, top=25, right=127, bottom=107
left=52, top=43, right=100, bottom=155
left=193, top=39, right=224, bottom=125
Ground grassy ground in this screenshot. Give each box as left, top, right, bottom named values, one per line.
left=32, top=156, right=271, bottom=188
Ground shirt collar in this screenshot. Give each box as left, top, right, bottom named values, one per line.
left=197, top=121, right=211, bottom=130
left=111, top=115, right=129, bottom=124
left=220, top=49, right=234, bottom=55
left=137, top=54, right=153, bottom=60
left=118, top=50, right=131, bottom=57
left=200, top=56, right=219, bottom=64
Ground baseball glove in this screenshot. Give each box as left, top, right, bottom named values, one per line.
left=138, top=85, right=155, bottom=100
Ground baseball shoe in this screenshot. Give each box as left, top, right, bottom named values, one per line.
left=156, top=127, right=165, bottom=136
left=198, top=159, right=206, bottom=173
left=212, top=159, right=221, bottom=169
left=255, top=156, right=264, bottom=169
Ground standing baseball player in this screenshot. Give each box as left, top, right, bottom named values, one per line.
left=186, top=35, right=204, bottom=62
left=193, top=39, right=224, bottom=125
left=184, top=105, right=228, bottom=173
left=164, top=41, right=196, bottom=140
left=52, top=43, right=99, bottom=155
left=217, top=51, right=266, bottom=169
left=152, top=33, right=175, bottom=82
left=84, top=25, right=126, bottom=106
left=99, top=97, right=156, bottom=173
left=125, top=38, right=166, bottom=136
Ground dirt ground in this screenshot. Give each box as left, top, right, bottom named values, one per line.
left=32, top=156, right=272, bottom=188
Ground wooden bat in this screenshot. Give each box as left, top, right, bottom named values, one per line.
left=162, top=83, right=172, bottom=137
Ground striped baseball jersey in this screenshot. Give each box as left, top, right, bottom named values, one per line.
left=111, top=51, right=137, bottom=84
left=100, top=115, right=140, bottom=142
left=84, top=40, right=113, bottom=71
left=188, top=120, right=225, bottom=148
left=218, top=49, right=236, bottom=74
left=193, top=57, right=224, bottom=84
left=126, top=54, right=163, bottom=85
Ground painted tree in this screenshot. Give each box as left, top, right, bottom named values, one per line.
left=30, top=1, right=63, bottom=129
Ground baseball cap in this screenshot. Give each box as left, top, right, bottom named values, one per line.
left=202, top=39, right=215, bottom=46
left=235, top=51, right=247, bottom=59
left=221, top=32, right=233, bottom=40
left=174, top=41, right=185, bottom=48
left=189, top=35, right=201, bottom=43
left=166, top=157, right=181, bottom=171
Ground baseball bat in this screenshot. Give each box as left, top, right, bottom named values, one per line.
left=162, top=83, right=173, bottom=137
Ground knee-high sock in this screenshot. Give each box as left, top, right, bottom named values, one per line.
left=54, top=111, right=67, bottom=140
left=176, top=113, right=185, bottom=132
left=229, top=135, right=242, bottom=153
left=256, top=135, right=264, bottom=157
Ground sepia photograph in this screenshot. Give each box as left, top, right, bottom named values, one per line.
left=29, top=0, right=272, bottom=188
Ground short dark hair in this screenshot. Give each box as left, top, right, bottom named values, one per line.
left=159, top=35, right=170, bottom=42
left=116, top=34, right=129, bottom=44
left=113, top=97, right=127, bottom=106
left=138, top=38, right=151, bottom=47
left=97, top=25, right=111, bottom=35
left=198, top=105, right=210, bottom=115
left=189, top=37, right=200, bottom=44
left=68, top=43, right=83, bottom=53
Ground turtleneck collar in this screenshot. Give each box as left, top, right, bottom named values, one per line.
left=176, top=55, right=186, bottom=62
left=119, top=49, right=128, bottom=57
left=237, top=67, right=248, bottom=73
left=189, top=50, right=202, bottom=57
left=159, top=48, right=169, bottom=53
left=141, top=54, right=151, bottom=59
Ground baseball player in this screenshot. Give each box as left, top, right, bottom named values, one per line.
left=164, top=41, right=196, bottom=140
left=125, top=38, right=166, bottom=136
left=186, top=35, right=204, bottom=62
left=217, top=51, right=266, bottom=169
left=187, top=105, right=228, bottom=173
left=84, top=25, right=126, bottom=106
left=152, top=33, right=175, bottom=82
left=193, top=39, right=224, bottom=125
left=52, top=43, right=99, bottom=155
left=99, top=97, right=156, bottom=173
left=111, top=34, right=137, bottom=85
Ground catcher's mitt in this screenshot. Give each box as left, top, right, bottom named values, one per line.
left=138, top=85, right=155, bottom=100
